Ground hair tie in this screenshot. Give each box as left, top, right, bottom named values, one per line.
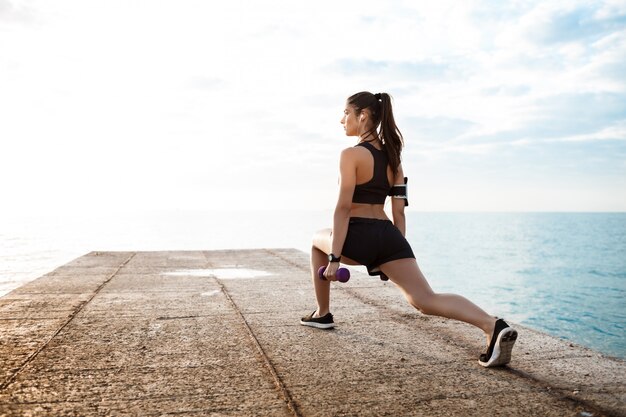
left=374, top=93, right=382, bottom=101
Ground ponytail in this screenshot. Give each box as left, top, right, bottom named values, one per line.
left=346, top=91, right=404, bottom=175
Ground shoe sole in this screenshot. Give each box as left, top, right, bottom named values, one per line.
left=299, top=320, right=335, bottom=329
left=478, top=327, right=518, bottom=367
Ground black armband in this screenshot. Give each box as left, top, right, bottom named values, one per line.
left=388, top=177, right=409, bottom=206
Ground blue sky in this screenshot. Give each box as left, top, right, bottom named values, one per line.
left=1, top=0, right=624, bottom=214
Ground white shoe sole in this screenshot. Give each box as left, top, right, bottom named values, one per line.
left=299, top=320, right=335, bottom=329
left=479, top=327, right=518, bottom=367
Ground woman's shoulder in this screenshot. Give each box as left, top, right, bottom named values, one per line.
left=340, top=145, right=370, bottom=161
left=340, top=145, right=361, bottom=156
left=338, top=147, right=368, bottom=172
left=344, top=143, right=376, bottom=154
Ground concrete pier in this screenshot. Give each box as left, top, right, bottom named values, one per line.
left=0, top=249, right=624, bottom=416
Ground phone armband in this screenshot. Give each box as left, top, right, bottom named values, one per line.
left=389, top=177, right=409, bottom=206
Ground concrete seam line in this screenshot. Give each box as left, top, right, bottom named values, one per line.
left=0, top=252, right=136, bottom=392
left=216, top=278, right=303, bottom=417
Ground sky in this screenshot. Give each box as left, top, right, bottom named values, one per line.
left=1, top=0, right=625, bottom=214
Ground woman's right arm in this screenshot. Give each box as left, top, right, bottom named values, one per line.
left=391, top=164, right=407, bottom=236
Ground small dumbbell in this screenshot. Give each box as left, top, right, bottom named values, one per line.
left=318, top=266, right=350, bottom=283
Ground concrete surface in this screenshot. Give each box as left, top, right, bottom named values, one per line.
left=0, top=249, right=624, bottom=417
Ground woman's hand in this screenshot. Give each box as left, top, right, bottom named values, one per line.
left=323, top=262, right=340, bottom=281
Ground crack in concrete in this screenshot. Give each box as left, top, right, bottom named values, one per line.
left=212, top=263, right=303, bottom=417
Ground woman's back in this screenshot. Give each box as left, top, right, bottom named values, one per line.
left=349, top=141, right=402, bottom=219
left=352, top=142, right=392, bottom=203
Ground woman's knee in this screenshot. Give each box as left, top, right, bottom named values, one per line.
left=407, top=293, right=437, bottom=315
left=311, top=245, right=325, bottom=260
left=312, top=228, right=332, bottom=252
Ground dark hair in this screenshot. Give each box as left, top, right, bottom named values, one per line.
left=347, top=91, right=404, bottom=174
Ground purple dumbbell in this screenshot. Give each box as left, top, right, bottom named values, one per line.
left=318, top=266, right=350, bottom=283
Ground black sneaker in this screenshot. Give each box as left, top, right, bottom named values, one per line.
left=478, top=318, right=518, bottom=367
left=300, top=311, right=335, bottom=329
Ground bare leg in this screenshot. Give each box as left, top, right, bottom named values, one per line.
left=309, top=228, right=359, bottom=317
left=380, top=258, right=497, bottom=343
left=311, top=229, right=332, bottom=317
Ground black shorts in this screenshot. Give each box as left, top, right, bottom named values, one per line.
left=341, top=217, right=415, bottom=276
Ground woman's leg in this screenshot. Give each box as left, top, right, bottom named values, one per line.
left=309, top=228, right=359, bottom=317
left=380, top=258, right=497, bottom=342
left=311, top=229, right=332, bottom=317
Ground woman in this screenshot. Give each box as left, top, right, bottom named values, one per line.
left=300, top=91, right=517, bottom=367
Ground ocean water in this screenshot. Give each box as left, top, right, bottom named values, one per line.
left=1, top=210, right=624, bottom=358
left=406, top=212, right=626, bottom=359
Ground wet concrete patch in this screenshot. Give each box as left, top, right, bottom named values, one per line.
left=163, top=268, right=273, bottom=279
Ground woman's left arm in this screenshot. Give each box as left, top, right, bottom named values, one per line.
left=391, top=163, right=407, bottom=236
left=327, top=148, right=357, bottom=277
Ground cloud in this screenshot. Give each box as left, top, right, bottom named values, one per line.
left=554, top=122, right=626, bottom=143
left=0, top=0, right=35, bottom=23
left=588, top=28, right=626, bottom=83
left=1, top=0, right=625, bottom=213
left=530, top=92, right=626, bottom=138
left=527, top=5, right=626, bottom=45
left=402, top=116, right=477, bottom=142
left=330, top=58, right=456, bottom=80
left=184, top=76, right=225, bottom=91
left=402, top=88, right=626, bottom=160
left=487, top=2, right=626, bottom=79
left=481, top=85, right=532, bottom=97
left=459, top=104, right=624, bottom=149
left=595, top=0, right=626, bottom=18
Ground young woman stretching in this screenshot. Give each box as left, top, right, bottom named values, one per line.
left=300, top=91, right=517, bottom=367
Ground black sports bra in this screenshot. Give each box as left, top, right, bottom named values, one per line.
left=352, top=142, right=391, bottom=205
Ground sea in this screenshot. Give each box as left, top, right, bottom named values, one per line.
left=1, top=210, right=624, bottom=359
